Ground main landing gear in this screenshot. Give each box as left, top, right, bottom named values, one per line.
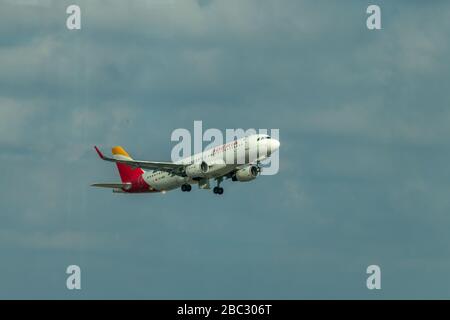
left=213, top=187, right=223, bottom=195
left=213, top=178, right=224, bottom=195
left=181, top=184, right=192, bottom=192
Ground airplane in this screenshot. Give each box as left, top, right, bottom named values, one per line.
left=92, top=134, right=280, bottom=195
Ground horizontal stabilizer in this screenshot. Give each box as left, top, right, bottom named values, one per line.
left=91, top=183, right=132, bottom=190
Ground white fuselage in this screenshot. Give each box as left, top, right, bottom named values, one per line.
left=142, top=134, right=279, bottom=191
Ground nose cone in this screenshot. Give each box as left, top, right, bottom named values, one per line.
left=271, top=139, right=280, bottom=151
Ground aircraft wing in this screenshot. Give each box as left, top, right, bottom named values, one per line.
left=94, top=146, right=186, bottom=175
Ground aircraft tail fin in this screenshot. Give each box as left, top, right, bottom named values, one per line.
left=111, top=146, right=144, bottom=183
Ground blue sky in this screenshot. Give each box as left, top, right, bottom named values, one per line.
left=1, top=0, right=450, bottom=299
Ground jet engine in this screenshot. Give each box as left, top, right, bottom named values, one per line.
left=185, top=161, right=209, bottom=178
left=232, top=165, right=259, bottom=182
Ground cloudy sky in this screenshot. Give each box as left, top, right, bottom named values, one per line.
left=1, top=0, right=450, bottom=299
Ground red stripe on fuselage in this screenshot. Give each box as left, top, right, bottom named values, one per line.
left=115, top=164, right=158, bottom=193
left=126, top=173, right=159, bottom=193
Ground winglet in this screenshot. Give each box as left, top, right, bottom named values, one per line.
left=94, top=146, right=105, bottom=160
